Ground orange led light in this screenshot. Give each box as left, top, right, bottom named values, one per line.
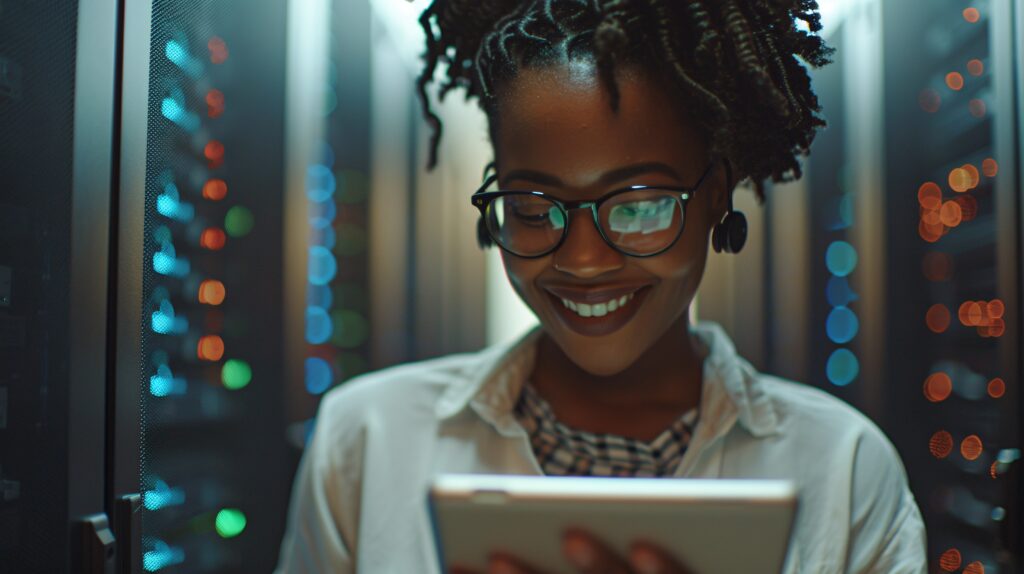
left=923, top=372, right=952, bottom=402
left=960, top=435, right=983, bottom=460
left=982, top=158, right=998, bottom=177
left=200, top=228, right=227, bottom=251
left=964, top=561, right=985, bottom=574
left=948, top=167, right=971, bottom=192
left=918, top=220, right=943, bottom=243
left=939, top=548, right=962, bottom=572
left=945, top=72, right=964, bottom=91
left=197, top=335, right=225, bottom=362
left=203, top=178, right=228, bottom=201
left=917, top=182, right=942, bottom=209
left=963, top=8, right=980, bottom=22
left=991, top=460, right=1000, bottom=478
left=967, top=59, right=984, bottom=76
left=198, top=279, right=226, bottom=306
left=989, top=317, right=1006, bottom=337
left=208, top=36, right=229, bottom=64
left=988, top=378, right=1006, bottom=399
left=962, top=164, right=980, bottom=189
left=929, top=431, right=953, bottom=459
left=958, top=301, right=984, bottom=326
left=939, top=201, right=962, bottom=227
left=925, top=304, right=951, bottom=333
left=988, top=299, right=1005, bottom=318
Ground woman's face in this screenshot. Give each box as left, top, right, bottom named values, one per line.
left=491, top=62, right=728, bottom=377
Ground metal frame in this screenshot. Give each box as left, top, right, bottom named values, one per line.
left=68, top=0, right=120, bottom=569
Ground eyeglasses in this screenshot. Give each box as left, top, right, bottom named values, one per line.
left=471, top=159, right=716, bottom=258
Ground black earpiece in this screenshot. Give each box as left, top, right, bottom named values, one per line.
left=477, top=217, right=494, bottom=249
left=712, top=160, right=747, bottom=254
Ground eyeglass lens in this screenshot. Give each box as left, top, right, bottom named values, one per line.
left=485, top=190, right=684, bottom=256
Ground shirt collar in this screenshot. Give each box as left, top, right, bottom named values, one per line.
left=435, top=322, right=779, bottom=438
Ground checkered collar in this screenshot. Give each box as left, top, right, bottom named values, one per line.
left=435, top=322, right=780, bottom=439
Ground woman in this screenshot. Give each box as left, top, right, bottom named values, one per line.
left=276, top=1, right=927, bottom=572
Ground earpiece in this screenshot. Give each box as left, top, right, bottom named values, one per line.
left=712, top=159, right=747, bottom=254
left=477, top=217, right=494, bottom=249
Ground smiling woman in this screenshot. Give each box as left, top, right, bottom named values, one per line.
left=275, top=1, right=928, bottom=573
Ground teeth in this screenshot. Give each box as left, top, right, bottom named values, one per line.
left=558, top=291, right=636, bottom=318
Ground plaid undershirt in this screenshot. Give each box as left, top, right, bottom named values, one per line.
left=513, top=382, right=699, bottom=477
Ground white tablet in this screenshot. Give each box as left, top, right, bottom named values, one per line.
left=429, top=474, right=798, bottom=574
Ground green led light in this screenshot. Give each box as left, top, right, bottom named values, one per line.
left=221, top=359, right=252, bottom=390
left=225, top=206, right=254, bottom=238
left=215, top=508, right=247, bottom=538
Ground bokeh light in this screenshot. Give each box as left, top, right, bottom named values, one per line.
left=221, top=359, right=252, bottom=390
left=203, top=178, right=228, bottom=201
left=200, top=227, right=227, bottom=250
left=918, top=89, right=941, bottom=113
left=826, top=307, right=859, bottom=343
left=208, top=36, right=229, bottom=64
left=197, top=335, right=225, bottom=362
left=961, top=435, right=983, bottom=460
left=925, top=304, right=951, bottom=333
left=305, top=306, right=333, bottom=345
left=948, top=167, right=972, bottom=192
left=206, top=88, right=225, bottom=118
left=988, top=378, right=1005, bottom=399
left=215, top=508, right=246, bottom=538
left=826, top=349, right=859, bottom=386
left=945, top=72, right=964, bottom=91
left=961, top=164, right=980, bottom=188
left=304, top=357, right=333, bottom=395
left=968, top=98, right=986, bottom=118
left=225, top=206, right=255, bottom=237
left=964, top=561, right=985, bottom=574
left=924, top=373, right=952, bottom=402
left=204, top=140, right=225, bottom=168
left=963, top=7, right=980, bottom=23
left=939, top=201, right=962, bottom=227
left=919, top=220, right=943, bottom=243
left=917, top=182, right=942, bottom=209
left=982, top=158, right=998, bottom=177
left=825, top=241, right=858, bottom=277
left=308, top=246, right=338, bottom=286
left=967, top=58, right=984, bottom=76
left=939, top=548, right=962, bottom=571
left=198, top=279, right=226, bottom=305
left=929, top=430, right=953, bottom=459
left=987, top=299, right=1005, bottom=318
left=952, top=195, right=978, bottom=222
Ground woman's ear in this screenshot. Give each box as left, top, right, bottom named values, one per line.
left=708, top=158, right=736, bottom=221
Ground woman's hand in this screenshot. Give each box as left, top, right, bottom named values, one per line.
left=449, top=528, right=694, bottom=574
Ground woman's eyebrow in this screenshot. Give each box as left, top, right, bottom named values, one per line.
left=502, top=162, right=684, bottom=187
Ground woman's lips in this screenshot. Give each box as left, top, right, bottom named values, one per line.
left=543, top=285, right=651, bottom=337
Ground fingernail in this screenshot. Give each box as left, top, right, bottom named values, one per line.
left=630, top=546, right=662, bottom=574
left=564, top=536, right=595, bottom=568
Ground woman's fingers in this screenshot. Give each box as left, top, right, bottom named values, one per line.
left=563, top=529, right=632, bottom=573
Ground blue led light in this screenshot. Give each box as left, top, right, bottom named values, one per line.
left=826, top=241, right=858, bottom=277
left=309, top=199, right=337, bottom=228
left=826, top=348, right=859, bottom=386
left=143, top=479, right=186, bottom=511
left=163, top=40, right=203, bottom=77
left=306, top=164, right=336, bottom=203
left=307, top=284, right=333, bottom=309
left=149, top=364, right=187, bottom=396
left=826, top=276, right=858, bottom=307
left=156, top=183, right=194, bottom=222
left=151, top=300, right=188, bottom=335
left=160, top=97, right=199, bottom=132
left=304, top=357, right=333, bottom=395
left=309, top=226, right=336, bottom=250
left=308, top=246, right=337, bottom=286
left=826, top=306, right=859, bottom=344
left=152, top=242, right=190, bottom=278
left=143, top=540, right=185, bottom=572
left=305, top=306, right=334, bottom=344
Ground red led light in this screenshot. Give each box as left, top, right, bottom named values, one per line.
left=207, top=89, right=225, bottom=118
left=200, top=228, right=227, bottom=251
left=939, top=548, right=962, bottom=572
left=929, top=431, right=953, bottom=459
left=967, top=59, right=984, bottom=76
left=198, top=280, right=226, bottom=306
left=925, top=304, right=951, bottom=333
left=952, top=195, right=977, bottom=222
left=963, top=8, right=980, bottom=23
left=198, top=335, right=225, bottom=362
left=988, top=378, right=1006, bottom=399
left=982, top=158, right=998, bottom=177
left=203, top=179, right=228, bottom=201
left=205, top=140, right=225, bottom=168
left=923, top=373, right=952, bottom=402
left=945, top=72, right=964, bottom=91
left=960, top=435, right=983, bottom=460
left=208, top=36, right=229, bottom=64
left=917, top=182, right=942, bottom=210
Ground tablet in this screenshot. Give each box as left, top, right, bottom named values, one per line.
left=429, top=474, right=798, bottom=574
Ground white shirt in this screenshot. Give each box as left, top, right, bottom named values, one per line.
left=275, top=322, right=928, bottom=573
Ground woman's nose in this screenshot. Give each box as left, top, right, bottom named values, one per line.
left=551, top=209, right=625, bottom=278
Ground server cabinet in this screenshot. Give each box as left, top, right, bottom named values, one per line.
left=116, top=0, right=291, bottom=571
left=0, top=0, right=119, bottom=571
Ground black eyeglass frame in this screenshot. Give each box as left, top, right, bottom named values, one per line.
left=470, top=159, right=717, bottom=258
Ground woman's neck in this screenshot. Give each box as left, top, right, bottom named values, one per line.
left=528, top=313, right=706, bottom=439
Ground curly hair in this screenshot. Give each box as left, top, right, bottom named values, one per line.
left=416, top=0, right=834, bottom=197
